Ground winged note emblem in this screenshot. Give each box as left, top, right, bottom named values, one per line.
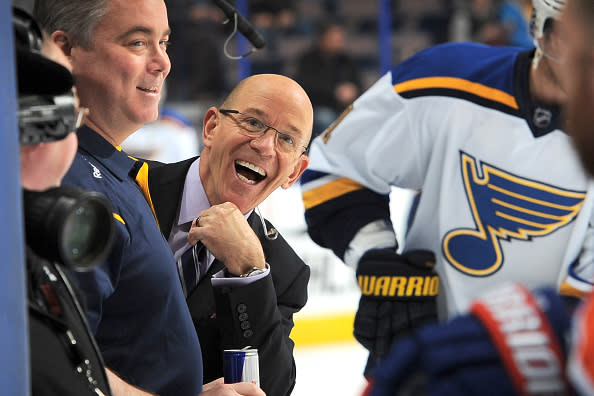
left=443, top=152, right=586, bottom=276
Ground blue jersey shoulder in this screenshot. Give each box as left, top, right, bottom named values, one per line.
left=390, top=42, right=522, bottom=98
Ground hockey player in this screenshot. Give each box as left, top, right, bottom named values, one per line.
left=301, top=0, right=593, bottom=375
left=361, top=1, right=594, bottom=394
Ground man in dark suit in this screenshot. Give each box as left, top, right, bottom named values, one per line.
left=147, top=73, right=313, bottom=396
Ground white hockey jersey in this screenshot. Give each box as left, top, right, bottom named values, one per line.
left=301, top=42, right=594, bottom=317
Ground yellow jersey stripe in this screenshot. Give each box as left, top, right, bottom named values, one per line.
left=113, top=213, right=125, bottom=225
left=560, top=281, right=592, bottom=300
left=302, top=177, right=365, bottom=209
left=394, top=76, right=519, bottom=110
left=134, top=162, right=160, bottom=228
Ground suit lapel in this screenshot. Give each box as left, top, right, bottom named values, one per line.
left=147, top=157, right=197, bottom=238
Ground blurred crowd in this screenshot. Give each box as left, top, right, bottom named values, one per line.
left=129, top=0, right=534, bottom=162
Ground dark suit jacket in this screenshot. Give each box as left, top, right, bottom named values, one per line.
left=147, top=157, right=310, bottom=396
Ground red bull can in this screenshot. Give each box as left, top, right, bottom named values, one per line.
left=223, top=348, right=260, bottom=386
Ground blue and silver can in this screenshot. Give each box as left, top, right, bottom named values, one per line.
left=223, top=348, right=260, bottom=386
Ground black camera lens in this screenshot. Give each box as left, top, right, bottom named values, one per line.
left=24, top=187, right=115, bottom=271
left=60, top=197, right=113, bottom=269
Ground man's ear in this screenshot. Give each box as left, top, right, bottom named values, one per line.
left=201, top=107, right=219, bottom=148
left=50, top=30, right=73, bottom=56
left=281, top=154, right=309, bottom=189
left=41, top=30, right=74, bottom=71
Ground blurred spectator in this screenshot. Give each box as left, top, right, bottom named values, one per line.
left=186, top=0, right=229, bottom=101
left=165, top=0, right=229, bottom=102
left=249, top=0, right=297, bottom=36
left=237, top=0, right=297, bottom=75
left=450, top=0, right=533, bottom=48
left=162, top=0, right=193, bottom=101
left=122, top=106, right=200, bottom=163
left=498, top=0, right=534, bottom=47
left=320, top=0, right=338, bottom=15
left=417, top=0, right=458, bottom=44
left=293, top=20, right=364, bottom=137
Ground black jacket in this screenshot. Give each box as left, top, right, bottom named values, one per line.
left=27, top=246, right=111, bottom=396
left=147, top=157, right=310, bottom=396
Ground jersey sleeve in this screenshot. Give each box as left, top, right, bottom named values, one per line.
left=304, top=72, right=430, bottom=194
left=559, top=225, right=594, bottom=301
left=301, top=70, right=429, bottom=262
left=559, top=185, right=594, bottom=301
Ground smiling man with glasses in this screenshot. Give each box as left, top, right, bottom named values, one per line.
left=146, top=73, right=313, bottom=396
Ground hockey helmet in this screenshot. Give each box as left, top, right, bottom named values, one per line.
left=530, top=0, right=565, bottom=40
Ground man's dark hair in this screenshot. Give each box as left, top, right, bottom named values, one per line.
left=33, top=0, right=109, bottom=48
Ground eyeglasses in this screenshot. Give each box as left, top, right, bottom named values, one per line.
left=219, top=109, right=308, bottom=155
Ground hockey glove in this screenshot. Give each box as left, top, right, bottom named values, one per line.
left=354, top=248, right=439, bottom=376
left=364, top=283, right=573, bottom=396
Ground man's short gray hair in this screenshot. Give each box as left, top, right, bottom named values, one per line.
left=33, top=0, right=109, bottom=49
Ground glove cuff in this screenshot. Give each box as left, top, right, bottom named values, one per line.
left=357, top=248, right=438, bottom=301
left=470, top=282, right=571, bottom=396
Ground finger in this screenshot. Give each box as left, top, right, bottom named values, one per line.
left=202, top=377, right=224, bottom=391
left=219, top=201, right=240, bottom=211
left=187, top=224, right=203, bottom=246
left=229, top=381, right=265, bottom=396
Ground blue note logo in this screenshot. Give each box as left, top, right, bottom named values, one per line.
left=443, top=152, right=586, bottom=277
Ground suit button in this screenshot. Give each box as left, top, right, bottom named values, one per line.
left=243, top=330, right=253, bottom=338
left=238, top=312, right=248, bottom=321
left=237, top=303, right=247, bottom=313
left=240, top=321, right=251, bottom=330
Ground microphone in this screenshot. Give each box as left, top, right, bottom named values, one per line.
left=211, top=0, right=266, bottom=49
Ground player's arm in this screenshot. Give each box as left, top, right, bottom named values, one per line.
left=303, top=179, right=437, bottom=377
left=559, top=218, right=594, bottom=308
left=302, top=172, right=395, bottom=264
left=301, top=65, right=433, bottom=264
left=301, top=74, right=408, bottom=265
left=301, top=70, right=439, bottom=375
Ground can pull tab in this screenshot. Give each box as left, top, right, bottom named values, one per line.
left=241, top=345, right=252, bottom=350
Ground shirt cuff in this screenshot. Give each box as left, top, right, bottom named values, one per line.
left=211, top=263, right=270, bottom=287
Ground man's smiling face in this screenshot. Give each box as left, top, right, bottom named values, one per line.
left=200, top=74, right=313, bottom=214
left=70, top=0, right=171, bottom=141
